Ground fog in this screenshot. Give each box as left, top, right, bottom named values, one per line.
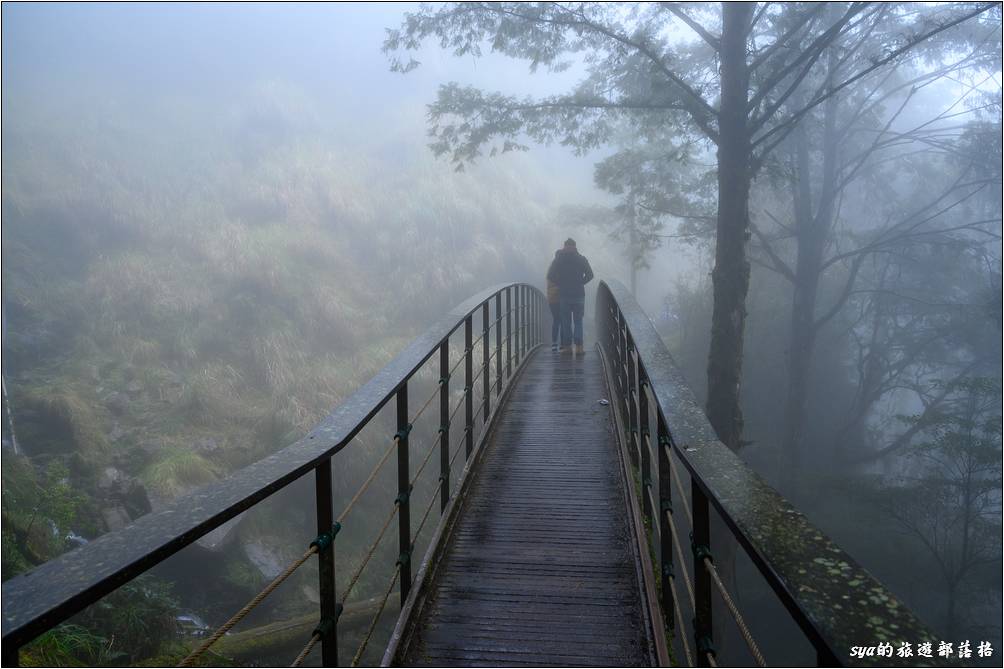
left=2, top=3, right=1000, bottom=667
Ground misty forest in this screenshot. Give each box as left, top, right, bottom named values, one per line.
left=1, top=3, right=1001, bottom=668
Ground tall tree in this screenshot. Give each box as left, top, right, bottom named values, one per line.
left=385, top=1, right=997, bottom=452
left=877, top=378, right=1002, bottom=639
left=750, top=54, right=1001, bottom=480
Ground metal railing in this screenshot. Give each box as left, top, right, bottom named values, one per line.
left=596, top=279, right=940, bottom=668
left=1, top=282, right=545, bottom=667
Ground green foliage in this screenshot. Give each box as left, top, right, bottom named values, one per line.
left=2, top=74, right=568, bottom=512
left=1, top=456, right=89, bottom=577
left=19, top=624, right=110, bottom=667
left=140, top=446, right=220, bottom=499
left=78, top=576, right=180, bottom=661
left=18, top=576, right=179, bottom=666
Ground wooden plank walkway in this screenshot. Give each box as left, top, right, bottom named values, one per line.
left=400, top=350, right=655, bottom=667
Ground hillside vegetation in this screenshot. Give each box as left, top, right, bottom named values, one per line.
left=1, top=81, right=608, bottom=665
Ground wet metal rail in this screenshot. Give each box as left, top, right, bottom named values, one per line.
left=596, top=279, right=943, bottom=667
left=384, top=351, right=658, bottom=667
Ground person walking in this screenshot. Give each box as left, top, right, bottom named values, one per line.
left=547, top=251, right=563, bottom=352
left=546, top=238, right=594, bottom=355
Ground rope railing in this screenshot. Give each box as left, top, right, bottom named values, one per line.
left=339, top=502, right=398, bottom=607
left=407, top=381, right=442, bottom=427
left=663, top=509, right=696, bottom=612
left=603, top=281, right=770, bottom=669
left=290, top=632, right=320, bottom=668
left=337, top=438, right=397, bottom=524
left=703, top=556, right=767, bottom=667
left=448, top=387, right=468, bottom=424
left=291, top=360, right=513, bottom=669
left=178, top=545, right=319, bottom=667
left=411, top=477, right=444, bottom=547
left=662, top=439, right=767, bottom=666
left=448, top=419, right=472, bottom=471
left=351, top=564, right=401, bottom=666
left=444, top=306, right=513, bottom=379
left=668, top=572, right=694, bottom=667
left=410, top=432, right=444, bottom=488
left=666, top=443, right=694, bottom=523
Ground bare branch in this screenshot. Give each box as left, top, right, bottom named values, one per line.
left=749, top=3, right=827, bottom=71
left=748, top=219, right=796, bottom=281
left=747, top=3, right=867, bottom=114
left=661, top=3, right=720, bottom=49
left=753, top=2, right=999, bottom=153
left=813, top=253, right=867, bottom=332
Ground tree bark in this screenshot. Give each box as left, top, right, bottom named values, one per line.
left=706, top=3, right=755, bottom=452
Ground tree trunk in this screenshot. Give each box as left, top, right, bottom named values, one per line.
left=706, top=3, right=754, bottom=452
left=781, top=69, right=838, bottom=486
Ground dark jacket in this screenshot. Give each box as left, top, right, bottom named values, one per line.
left=546, top=248, right=594, bottom=299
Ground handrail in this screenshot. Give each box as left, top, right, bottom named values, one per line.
left=596, top=279, right=939, bottom=667
left=1, top=282, right=545, bottom=666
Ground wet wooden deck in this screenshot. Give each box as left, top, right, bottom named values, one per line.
left=400, top=350, right=655, bottom=667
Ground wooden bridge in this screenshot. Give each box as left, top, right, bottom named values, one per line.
left=2, top=282, right=940, bottom=667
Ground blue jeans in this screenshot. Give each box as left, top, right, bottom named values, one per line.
left=549, top=302, right=562, bottom=345
left=560, top=297, right=585, bottom=346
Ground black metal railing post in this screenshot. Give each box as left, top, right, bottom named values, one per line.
left=627, top=333, right=639, bottom=467
left=495, top=292, right=502, bottom=399
left=638, top=374, right=652, bottom=524
left=534, top=290, right=540, bottom=346
left=482, top=302, right=490, bottom=422
left=611, top=308, right=621, bottom=389
left=314, top=459, right=339, bottom=666
left=396, top=385, right=412, bottom=604
left=522, top=285, right=528, bottom=355
left=525, top=286, right=531, bottom=352
left=464, top=316, right=474, bottom=459
left=505, top=288, right=512, bottom=378
left=439, top=342, right=450, bottom=513
left=693, top=483, right=713, bottom=666
left=527, top=288, right=534, bottom=348
left=617, top=311, right=628, bottom=398
left=514, top=285, right=522, bottom=367
left=657, top=416, right=675, bottom=631
left=598, top=289, right=609, bottom=358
